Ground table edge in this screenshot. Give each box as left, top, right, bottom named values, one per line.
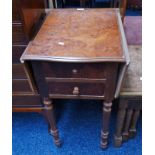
left=20, top=9, right=128, bottom=64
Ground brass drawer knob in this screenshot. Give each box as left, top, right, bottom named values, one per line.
left=72, top=69, right=78, bottom=74
left=73, top=87, right=79, bottom=95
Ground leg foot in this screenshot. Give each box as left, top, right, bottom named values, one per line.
left=49, top=129, right=61, bottom=147
left=122, top=109, right=133, bottom=142
left=122, top=132, right=129, bottom=141
left=114, top=135, right=123, bottom=147
left=129, top=129, right=137, bottom=138
left=100, top=130, right=109, bottom=149
left=129, top=110, right=140, bottom=139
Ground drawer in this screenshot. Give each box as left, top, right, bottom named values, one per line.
left=12, top=45, right=27, bottom=63
left=42, top=62, right=106, bottom=79
left=12, top=23, right=28, bottom=44
left=12, top=64, right=27, bottom=79
left=12, top=95, right=42, bottom=107
left=12, top=79, right=32, bottom=93
left=47, top=81, right=105, bottom=97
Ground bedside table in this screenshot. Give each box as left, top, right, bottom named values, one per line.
left=20, top=8, right=129, bottom=149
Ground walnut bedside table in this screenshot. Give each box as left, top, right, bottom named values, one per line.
left=20, top=8, right=129, bottom=149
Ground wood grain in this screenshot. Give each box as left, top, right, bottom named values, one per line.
left=21, top=9, right=125, bottom=62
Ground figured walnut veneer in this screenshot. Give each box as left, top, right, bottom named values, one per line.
left=21, top=9, right=125, bottom=62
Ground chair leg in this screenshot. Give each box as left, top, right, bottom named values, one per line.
left=114, top=98, right=127, bottom=147
left=129, top=110, right=141, bottom=138
left=114, top=108, right=126, bottom=147
left=122, top=109, right=133, bottom=141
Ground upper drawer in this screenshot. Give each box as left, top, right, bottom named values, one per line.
left=12, top=64, right=27, bottom=79
left=12, top=45, right=27, bottom=63
left=42, top=62, right=106, bottom=79
left=12, top=23, right=28, bottom=44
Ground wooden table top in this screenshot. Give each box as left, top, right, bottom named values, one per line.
left=21, top=8, right=128, bottom=63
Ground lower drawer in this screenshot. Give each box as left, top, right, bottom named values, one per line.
left=47, top=81, right=105, bottom=97
left=12, top=79, right=33, bottom=93
left=12, top=95, right=42, bottom=107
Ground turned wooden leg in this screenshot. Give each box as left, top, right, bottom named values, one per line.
left=114, top=98, right=127, bottom=147
left=31, top=61, right=61, bottom=147
left=114, top=108, right=126, bottom=147
left=129, top=110, right=141, bottom=138
left=43, top=99, right=61, bottom=146
left=122, top=109, right=133, bottom=141
left=100, top=102, right=112, bottom=149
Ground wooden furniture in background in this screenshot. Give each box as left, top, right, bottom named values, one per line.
left=12, top=0, right=47, bottom=112
left=127, top=0, right=142, bottom=9
left=114, top=45, right=142, bottom=147
left=114, top=0, right=127, bottom=21
left=21, top=9, right=129, bottom=148
left=52, top=0, right=127, bottom=22
left=56, top=0, right=92, bottom=8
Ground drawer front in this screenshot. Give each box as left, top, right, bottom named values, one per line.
left=12, top=45, right=26, bottom=63
left=42, top=62, right=106, bottom=79
left=12, top=80, right=32, bottom=93
left=12, top=24, right=28, bottom=44
left=47, top=81, right=105, bottom=97
left=12, top=64, right=27, bottom=79
left=12, top=95, right=42, bottom=107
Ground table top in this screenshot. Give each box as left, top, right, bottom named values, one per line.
left=21, top=8, right=128, bottom=63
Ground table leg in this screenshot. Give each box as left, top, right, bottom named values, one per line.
left=129, top=110, right=140, bottom=138
left=31, top=61, right=61, bottom=147
left=44, top=99, right=61, bottom=146
left=100, top=101, right=112, bottom=149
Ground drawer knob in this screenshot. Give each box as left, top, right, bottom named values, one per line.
left=72, top=69, right=78, bottom=74
left=73, top=87, right=79, bottom=95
